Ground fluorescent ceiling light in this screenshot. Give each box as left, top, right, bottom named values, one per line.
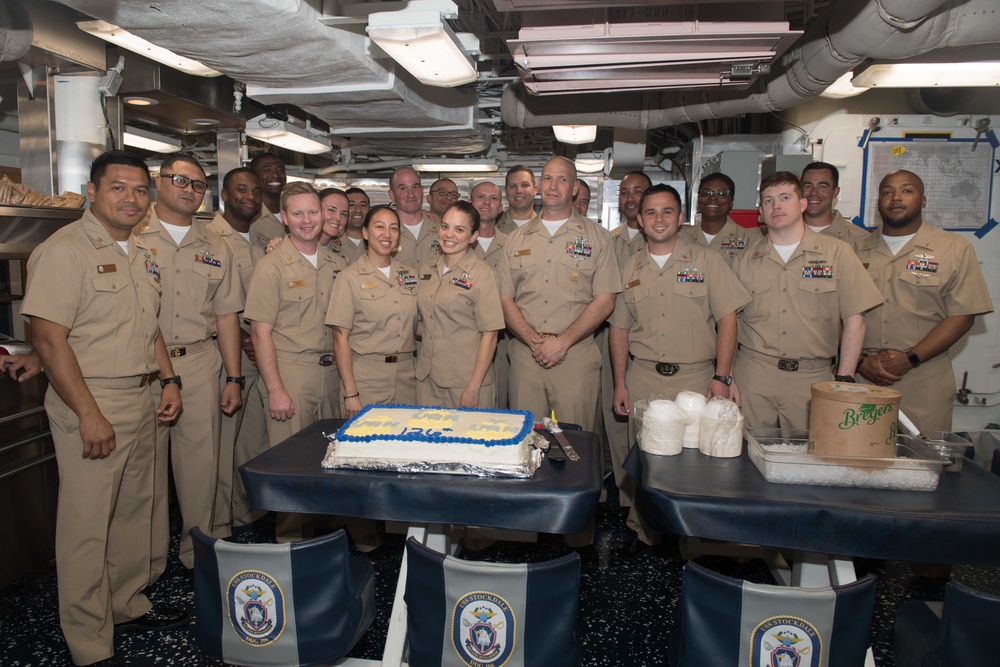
left=366, top=1, right=478, bottom=87
left=574, top=157, right=605, bottom=174
left=553, top=125, right=597, bottom=144
left=820, top=71, right=869, bottom=99
left=123, top=126, right=182, bottom=153
left=285, top=172, right=315, bottom=184
left=245, top=114, right=332, bottom=155
left=412, top=160, right=499, bottom=173
left=852, top=61, right=1000, bottom=88
left=77, top=20, right=221, bottom=77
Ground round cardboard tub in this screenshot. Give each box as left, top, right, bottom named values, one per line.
left=808, top=382, right=901, bottom=458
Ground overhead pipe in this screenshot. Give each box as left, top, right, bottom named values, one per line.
left=319, top=158, right=416, bottom=175
left=502, top=0, right=1000, bottom=130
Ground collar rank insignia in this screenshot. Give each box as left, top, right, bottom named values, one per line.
left=195, top=251, right=222, bottom=267
left=802, top=260, right=833, bottom=278
left=228, top=570, right=285, bottom=647
left=565, top=236, right=593, bottom=258
left=450, top=273, right=474, bottom=290
left=906, top=255, right=938, bottom=273
left=396, top=271, right=417, bottom=287
left=720, top=235, right=747, bottom=251
left=452, top=591, right=515, bottom=667
left=677, top=267, right=705, bottom=283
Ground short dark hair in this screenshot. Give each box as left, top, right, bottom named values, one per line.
left=90, top=150, right=150, bottom=187
left=576, top=179, right=591, bottom=196
left=345, top=187, right=369, bottom=201
left=802, top=161, right=840, bottom=188
left=364, top=204, right=399, bottom=229
left=444, top=200, right=481, bottom=233
left=318, top=187, right=347, bottom=201
left=698, top=172, right=735, bottom=198
left=760, top=171, right=804, bottom=199
left=505, top=165, right=535, bottom=186
left=638, top=183, right=683, bottom=213
left=249, top=152, right=283, bottom=171
left=160, top=154, right=206, bottom=178
left=222, top=167, right=257, bottom=190
left=621, top=171, right=653, bottom=189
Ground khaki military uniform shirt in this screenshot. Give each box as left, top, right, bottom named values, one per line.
left=610, top=223, right=646, bottom=267
left=733, top=227, right=883, bottom=360
left=858, top=221, right=992, bottom=351
left=683, top=217, right=763, bottom=266
left=340, top=236, right=366, bottom=265
left=207, top=212, right=255, bottom=293
left=472, top=229, right=509, bottom=270
left=244, top=237, right=345, bottom=355
left=136, top=207, right=244, bottom=347
left=23, top=209, right=162, bottom=378
left=497, top=211, right=621, bottom=333
left=814, top=210, right=870, bottom=253
left=325, top=255, right=419, bottom=355
left=496, top=211, right=532, bottom=236
left=610, top=234, right=751, bottom=363
left=394, top=212, right=442, bottom=271
left=250, top=204, right=285, bottom=255
left=416, top=253, right=505, bottom=388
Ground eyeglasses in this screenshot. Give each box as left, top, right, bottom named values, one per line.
left=698, top=188, right=732, bottom=199
left=161, top=173, right=209, bottom=194
left=430, top=189, right=460, bottom=199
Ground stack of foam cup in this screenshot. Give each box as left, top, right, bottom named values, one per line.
left=638, top=399, right=688, bottom=456
left=675, top=391, right=707, bottom=448
left=699, top=397, right=744, bottom=458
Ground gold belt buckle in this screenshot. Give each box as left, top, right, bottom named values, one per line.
left=169, top=346, right=186, bottom=358
left=777, top=359, right=799, bottom=372
left=139, top=374, right=152, bottom=387
left=384, top=354, right=398, bottom=363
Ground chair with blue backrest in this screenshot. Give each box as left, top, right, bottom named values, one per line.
left=191, top=527, right=376, bottom=666
left=669, top=561, right=876, bottom=667
left=403, top=536, right=582, bottom=667
left=894, top=580, right=1000, bottom=667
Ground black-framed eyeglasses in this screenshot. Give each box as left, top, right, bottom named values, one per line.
left=430, top=188, right=460, bottom=199
left=698, top=188, right=732, bottom=198
left=161, top=173, right=209, bottom=194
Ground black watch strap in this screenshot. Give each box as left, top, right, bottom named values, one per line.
left=905, top=349, right=921, bottom=368
left=834, top=374, right=856, bottom=383
left=226, top=376, right=246, bottom=387
left=160, top=375, right=182, bottom=390
left=712, top=374, right=733, bottom=386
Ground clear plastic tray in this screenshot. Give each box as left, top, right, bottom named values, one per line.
left=746, top=428, right=948, bottom=492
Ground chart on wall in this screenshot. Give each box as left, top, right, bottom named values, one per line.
left=859, top=135, right=996, bottom=231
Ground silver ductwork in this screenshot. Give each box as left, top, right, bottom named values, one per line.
left=501, top=0, right=1000, bottom=130
left=0, top=1, right=32, bottom=62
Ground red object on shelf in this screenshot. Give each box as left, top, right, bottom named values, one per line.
left=729, top=209, right=761, bottom=229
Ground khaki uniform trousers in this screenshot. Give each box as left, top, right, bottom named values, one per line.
left=214, top=348, right=269, bottom=531
left=48, top=383, right=155, bottom=665
left=868, top=355, right=954, bottom=433
left=735, top=347, right=833, bottom=430
left=151, top=341, right=224, bottom=578
left=351, top=353, right=418, bottom=406
left=416, top=376, right=497, bottom=409
left=508, top=336, right=602, bottom=432
left=598, top=325, right=627, bottom=504
left=495, top=333, right=511, bottom=409
left=623, top=359, right=714, bottom=545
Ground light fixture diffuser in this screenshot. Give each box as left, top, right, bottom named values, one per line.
left=366, top=1, right=478, bottom=87
left=852, top=61, right=1000, bottom=88
left=123, top=126, right=182, bottom=153
left=77, top=20, right=221, bottom=77
left=245, top=115, right=332, bottom=155
left=412, top=160, right=499, bottom=173
left=553, top=125, right=598, bottom=144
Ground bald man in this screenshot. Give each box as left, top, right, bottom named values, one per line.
left=426, top=178, right=460, bottom=221
left=388, top=167, right=442, bottom=270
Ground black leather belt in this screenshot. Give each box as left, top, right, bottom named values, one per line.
left=655, top=363, right=680, bottom=376
left=384, top=352, right=414, bottom=363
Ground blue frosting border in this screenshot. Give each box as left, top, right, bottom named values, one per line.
left=336, top=403, right=534, bottom=448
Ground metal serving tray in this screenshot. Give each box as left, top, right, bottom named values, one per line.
left=745, top=428, right=948, bottom=492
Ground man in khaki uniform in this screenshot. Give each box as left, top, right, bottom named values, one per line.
left=426, top=177, right=460, bottom=221
left=497, top=165, right=536, bottom=235
left=207, top=167, right=269, bottom=530
left=572, top=179, right=591, bottom=217
left=857, top=170, right=993, bottom=432
left=609, top=184, right=750, bottom=558
left=245, top=183, right=349, bottom=541
left=801, top=161, right=870, bottom=252
left=470, top=181, right=510, bottom=407
left=684, top=172, right=763, bottom=265
left=732, top=172, right=883, bottom=430
left=249, top=153, right=287, bottom=252
left=343, top=187, right=369, bottom=264
left=138, top=155, right=245, bottom=579
left=388, top=166, right=442, bottom=269
left=22, top=151, right=186, bottom=666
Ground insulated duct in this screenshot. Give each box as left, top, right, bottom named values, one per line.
left=502, top=0, right=1000, bottom=129
left=0, top=0, right=32, bottom=62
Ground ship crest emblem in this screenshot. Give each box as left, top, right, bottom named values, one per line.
left=452, top=591, right=515, bottom=666
left=227, top=570, right=285, bottom=646
left=751, top=615, right=821, bottom=667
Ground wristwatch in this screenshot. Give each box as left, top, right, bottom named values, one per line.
left=711, top=374, right=733, bottom=386
left=160, top=375, right=183, bottom=390
left=905, top=349, right=921, bottom=368
left=226, top=375, right=246, bottom=388
left=834, top=374, right=856, bottom=383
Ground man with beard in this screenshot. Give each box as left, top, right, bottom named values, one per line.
left=249, top=153, right=287, bottom=252
left=801, top=162, right=869, bottom=251
left=137, top=155, right=244, bottom=581
left=207, top=168, right=270, bottom=529
left=342, top=187, right=369, bottom=264
left=572, top=179, right=591, bottom=217
left=426, top=178, right=460, bottom=221
left=470, top=181, right=509, bottom=407
left=388, top=166, right=441, bottom=269
left=683, top=172, right=762, bottom=265
left=856, top=170, right=991, bottom=432
left=497, top=165, right=537, bottom=234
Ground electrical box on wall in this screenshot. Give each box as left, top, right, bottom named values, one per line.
left=700, top=150, right=760, bottom=209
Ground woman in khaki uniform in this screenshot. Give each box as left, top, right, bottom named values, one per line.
left=327, top=206, right=419, bottom=417
left=416, top=201, right=505, bottom=408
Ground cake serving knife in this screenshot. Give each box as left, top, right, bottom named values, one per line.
left=543, top=413, right=581, bottom=462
